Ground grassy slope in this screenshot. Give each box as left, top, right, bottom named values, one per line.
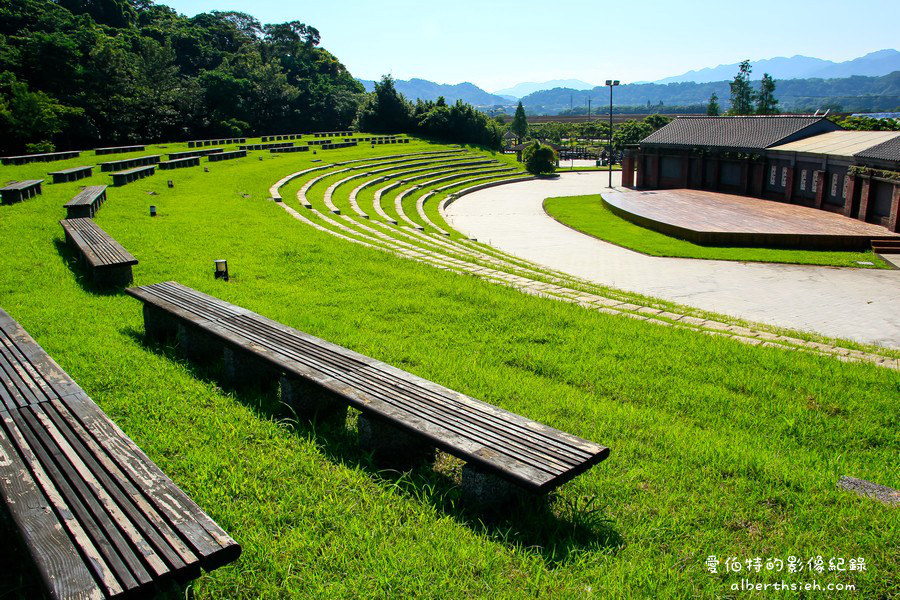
left=544, top=195, right=889, bottom=269
left=0, top=141, right=898, bottom=599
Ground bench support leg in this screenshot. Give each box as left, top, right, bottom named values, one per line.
left=222, top=347, right=279, bottom=390
left=143, top=305, right=177, bottom=342
left=280, top=376, right=347, bottom=421
left=357, top=414, right=434, bottom=468
left=92, top=265, right=133, bottom=287
left=176, top=323, right=220, bottom=363
left=460, top=466, right=531, bottom=511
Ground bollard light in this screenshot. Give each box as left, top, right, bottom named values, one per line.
left=259, top=156, right=263, bottom=161
left=204, top=167, right=209, bottom=172
left=149, top=205, right=157, bottom=217
left=167, top=180, right=174, bottom=188
left=214, top=259, right=229, bottom=281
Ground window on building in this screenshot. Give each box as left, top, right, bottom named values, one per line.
left=780, top=167, right=788, bottom=187
left=842, top=175, right=849, bottom=199
left=769, top=165, right=777, bottom=186
left=811, top=172, right=818, bottom=194
left=831, top=173, right=838, bottom=197
left=799, top=170, right=807, bottom=191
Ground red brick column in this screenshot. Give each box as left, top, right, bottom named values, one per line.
left=857, top=176, right=872, bottom=222
left=814, top=171, right=826, bottom=208
left=622, top=154, right=635, bottom=187
left=889, top=182, right=900, bottom=233
left=784, top=167, right=794, bottom=202
left=842, top=174, right=857, bottom=217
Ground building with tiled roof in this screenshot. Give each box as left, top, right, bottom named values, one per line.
left=622, top=116, right=899, bottom=233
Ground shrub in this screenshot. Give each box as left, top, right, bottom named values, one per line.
left=25, top=141, right=55, bottom=153
left=523, top=141, right=557, bottom=175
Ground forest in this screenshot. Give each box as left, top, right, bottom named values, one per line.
left=0, top=0, right=501, bottom=153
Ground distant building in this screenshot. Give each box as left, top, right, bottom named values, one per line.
left=623, top=116, right=900, bottom=233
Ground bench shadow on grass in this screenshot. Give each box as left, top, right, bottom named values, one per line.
left=53, top=239, right=128, bottom=297
left=125, top=327, right=623, bottom=569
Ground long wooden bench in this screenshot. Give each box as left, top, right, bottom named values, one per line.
left=270, top=146, right=310, bottom=154
left=100, top=155, right=161, bottom=173
left=126, top=282, right=609, bottom=506
left=111, top=165, right=155, bottom=187
left=166, top=148, right=223, bottom=160
left=49, top=165, right=94, bottom=184
left=60, top=218, right=138, bottom=285
left=63, top=185, right=107, bottom=218
left=207, top=150, right=247, bottom=162
left=1, top=179, right=44, bottom=204
left=94, top=145, right=145, bottom=156
left=0, top=309, right=240, bottom=599
left=1, top=150, right=80, bottom=166
left=238, top=143, right=291, bottom=151
left=159, top=156, right=200, bottom=170
left=186, top=138, right=244, bottom=148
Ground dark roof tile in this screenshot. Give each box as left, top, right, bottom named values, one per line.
left=853, top=135, right=900, bottom=162
left=640, top=115, right=839, bottom=151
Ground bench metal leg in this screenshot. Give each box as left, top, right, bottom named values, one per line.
left=222, top=346, right=279, bottom=389
left=280, top=375, right=347, bottom=421
left=143, top=304, right=178, bottom=342
left=357, top=414, right=434, bottom=467
left=460, top=466, right=532, bottom=510
left=176, top=323, right=220, bottom=363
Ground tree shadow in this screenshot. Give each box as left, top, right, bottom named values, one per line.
left=122, top=327, right=623, bottom=568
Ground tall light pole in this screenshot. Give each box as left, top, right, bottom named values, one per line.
left=605, top=79, right=619, bottom=188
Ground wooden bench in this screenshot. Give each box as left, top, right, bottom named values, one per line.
left=1, top=150, right=80, bottom=166
left=207, top=150, right=247, bottom=162
left=49, top=165, right=94, bottom=184
left=63, top=185, right=107, bottom=218
left=94, top=145, right=145, bottom=156
left=60, top=218, right=138, bottom=285
left=111, top=165, right=155, bottom=186
left=270, top=146, right=310, bottom=154
left=166, top=148, right=223, bottom=160
left=100, top=155, right=161, bottom=173
left=159, top=156, right=200, bottom=170
left=126, top=282, right=609, bottom=507
left=0, top=309, right=240, bottom=599
left=187, top=138, right=244, bottom=148
left=1, top=179, right=44, bottom=204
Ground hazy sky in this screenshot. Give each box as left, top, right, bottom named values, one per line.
left=156, top=0, right=899, bottom=91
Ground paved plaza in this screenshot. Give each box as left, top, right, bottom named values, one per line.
left=445, top=172, right=900, bottom=349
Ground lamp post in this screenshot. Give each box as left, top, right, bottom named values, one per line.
left=214, top=259, right=229, bottom=281
left=605, top=79, right=619, bottom=188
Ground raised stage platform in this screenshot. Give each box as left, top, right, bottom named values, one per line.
left=602, top=188, right=899, bottom=250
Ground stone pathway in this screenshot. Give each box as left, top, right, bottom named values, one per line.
left=268, top=162, right=900, bottom=370
left=445, top=172, right=900, bottom=351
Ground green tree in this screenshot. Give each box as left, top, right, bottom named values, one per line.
left=755, top=73, right=779, bottom=114
left=510, top=101, right=527, bottom=143
left=707, top=92, right=720, bottom=116
left=523, top=141, right=557, bottom=175
left=728, top=59, right=754, bottom=115
left=357, top=75, right=413, bottom=133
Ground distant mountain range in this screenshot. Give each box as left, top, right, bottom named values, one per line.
left=357, top=50, right=900, bottom=115
left=493, top=79, right=596, bottom=98
left=356, top=78, right=509, bottom=106
left=654, top=49, right=900, bottom=84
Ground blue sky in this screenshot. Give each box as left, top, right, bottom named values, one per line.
left=156, top=0, right=899, bottom=91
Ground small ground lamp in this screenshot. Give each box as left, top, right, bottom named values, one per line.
left=149, top=205, right=157, bottom=217
left=214, top=259, right=229, bottom=281
left=167, top=180, right=174, bottom=188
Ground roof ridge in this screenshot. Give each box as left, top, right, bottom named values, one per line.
left=677, top=115, right=822, bottom=119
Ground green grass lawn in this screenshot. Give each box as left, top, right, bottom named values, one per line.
left=0, top=141, right=898, bottom=598
left=544, top=194, right=889, bottom=268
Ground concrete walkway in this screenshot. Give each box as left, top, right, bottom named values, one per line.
left=445, top=172, right=900, bottom=349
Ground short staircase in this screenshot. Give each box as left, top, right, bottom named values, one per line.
left=871, top=238, right=900, bottom=254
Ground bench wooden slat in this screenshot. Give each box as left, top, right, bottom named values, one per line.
left=61, top=219, right=137, bottom=269
left=0, top=308, right=241, bottom=598
left=0, top=410, right=110, bottom=600
left=127, top=282, right=609, bottom=492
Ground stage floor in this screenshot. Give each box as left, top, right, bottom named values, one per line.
left=602, top=188, right=898, bottom=249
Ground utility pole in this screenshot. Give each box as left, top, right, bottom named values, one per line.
left=605, top=79, right=619, bottom=188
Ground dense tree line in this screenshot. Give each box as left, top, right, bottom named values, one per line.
left=0, top=0, right=363, bottom=152
left=0, top=1, right=502, bottom=154
left=358, top=76, right=503, bottom=149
